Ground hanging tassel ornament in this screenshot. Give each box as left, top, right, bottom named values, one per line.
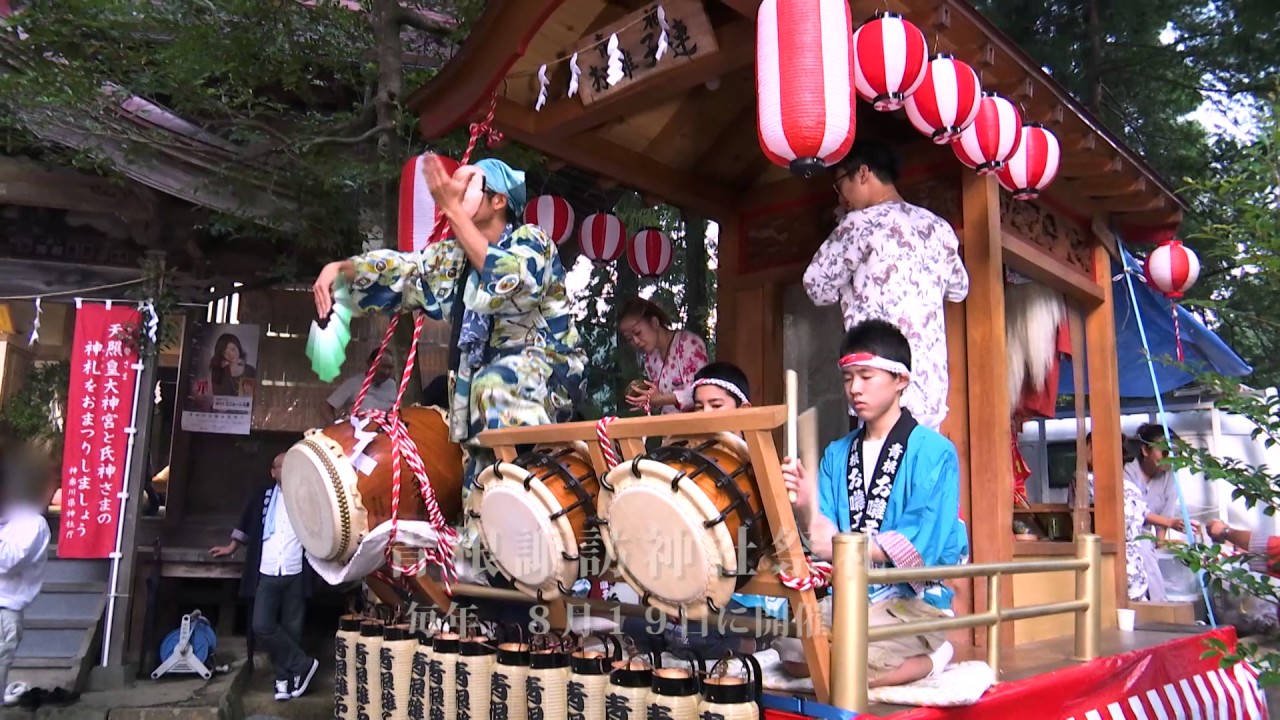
left=535, top=63, right=549, bottom=111
left=606, top=33, right=624, bottom=86
left=568, top=52, right=581, bottom=97
left=656, top=5, right=670, bottom=61
left=1171, top=303, right=1185, bottom=363
left=28, top=297, right=41, bottom=346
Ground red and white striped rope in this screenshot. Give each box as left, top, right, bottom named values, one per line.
left=596, top=416, right=620, bottom=470
left=354, top=314, right=400, bottom=414
left=776, top=559, right=833, bottom=591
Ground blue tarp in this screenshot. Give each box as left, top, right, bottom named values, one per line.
left=1059, top=247, right=1252, bottom=397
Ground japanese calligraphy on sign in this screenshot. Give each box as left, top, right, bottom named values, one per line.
left=180, top=322, right=260, bottom=435
left=58, top=304, right=142, bottom=559
left=570, top=0, right=717, bottom=106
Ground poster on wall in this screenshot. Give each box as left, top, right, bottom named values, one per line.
left=59, top=303, right=143, bottom=559
left=180, top=322, right=261, bottom=435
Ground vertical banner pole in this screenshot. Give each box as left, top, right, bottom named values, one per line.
left=100, top=348, right=150, bottom=666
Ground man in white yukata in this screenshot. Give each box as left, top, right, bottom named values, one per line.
left=803, top=140, right=970, bottom=430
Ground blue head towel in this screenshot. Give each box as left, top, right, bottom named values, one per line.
left=473, top=158, right=527, bottom=217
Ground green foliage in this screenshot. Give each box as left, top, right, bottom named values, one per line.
left=0, top=360, right=69, bottom=444
left=0, top=0, right=480, bottom=256
left=1180, top=99, right=1280, bottom=386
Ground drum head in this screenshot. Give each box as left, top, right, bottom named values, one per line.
left=281, top=430, right=368, bottom=562
left=474, top=463, right=578, bottom=599
left=598, top=458, right=738, bottom=621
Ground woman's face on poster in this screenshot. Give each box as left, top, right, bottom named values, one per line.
left=222, top=341, right=242, bottom=364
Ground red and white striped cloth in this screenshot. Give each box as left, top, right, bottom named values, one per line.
left=1065, top=661, right=1264, bottom=720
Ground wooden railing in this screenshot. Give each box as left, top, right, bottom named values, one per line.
left=829, top=533, right=1103, bottom=712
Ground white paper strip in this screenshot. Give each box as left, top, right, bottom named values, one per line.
left=568, top=52, right=581, bottom=97
left=28, top=297, right=41, bottom=346
left=606, top=33, right=624, bottom=86
left=657, top=5, right=670, bottom=62
left=535, top=63, right=549, bottom=111
left=142, top=300, right=159, bottom=343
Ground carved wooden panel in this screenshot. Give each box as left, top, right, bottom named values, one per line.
left=900, top=177, right=962, bottom=228
left=738, top=195, right=834, bottom=274
left=999, top=190, right=1093, bottom=274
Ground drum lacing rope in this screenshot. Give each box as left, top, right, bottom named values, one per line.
left=595, top=416, right=620, bottom=469
left=776, top=559, right=833, bottom=591
left=356, top=312, right=459, bottom=586
left=348, top=94, right=503, bottom=589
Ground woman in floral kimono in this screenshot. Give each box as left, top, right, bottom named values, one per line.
left=618, top=297, right=709, bottom=414
left=312, top=156, right=587, bottom=485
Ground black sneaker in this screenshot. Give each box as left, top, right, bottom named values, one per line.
left=291, top=658, right=320, bottom=698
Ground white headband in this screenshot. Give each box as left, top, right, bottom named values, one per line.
left=691, top=377, right=748, bottom=405
left=838, top=352, right=910, bottom=377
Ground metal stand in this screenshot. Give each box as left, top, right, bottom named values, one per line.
left=151, top=611, right=213, bottom=680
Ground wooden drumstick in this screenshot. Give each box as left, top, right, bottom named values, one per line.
left=785, top=369, right=798, bottom=503
left=798, top=407, right=819, bottom=510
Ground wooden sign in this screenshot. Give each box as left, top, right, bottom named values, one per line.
left=570, top=0, right=718, bottom=106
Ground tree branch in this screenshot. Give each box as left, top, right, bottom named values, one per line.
left=396, top=6, right=458, bottom=36
left=299, top=122, right=393, bottom=149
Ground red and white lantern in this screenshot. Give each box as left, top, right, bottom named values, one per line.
left=523, top=195, right=576, bottom=245
left=852, top=12, right=928, bottom=111
left=578, top=213, right=626, bottom=263
left=995, top=123, right=1061, bottom=200
left=953, top=93, right=1022, bottom=175
left=1144, top=240, right=1200, bottom=300
left=398, top=154, right=460, bottom=252
left=756, top=0, right=856, bottom=178
left=1144, top=239, right=1200, bottom=362
left=628, top=228, right=673, bottom=277
left=903, top=54, right=982, bottom=144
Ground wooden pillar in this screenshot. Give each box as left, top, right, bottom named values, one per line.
left=941, top=302, right=974, bottom=643
left=716, top=216, right=741, bottom=363
left=1084, top=243, right=1126, bottom=604
left=960, top=173, right=1014, bottom=646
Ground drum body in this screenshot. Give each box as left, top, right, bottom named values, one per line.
left=472, top=442, right=602, bottom=600
left=281, top=405, right=465, bottom=563
left=598, top=433, right=768, bottom=620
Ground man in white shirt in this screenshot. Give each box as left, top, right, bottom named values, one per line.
left=210, top=454, right=318, bottom=701
left=326, top=350, right=399, bottom=419
left=803, top=140, right=970, bottom=430
left=0, top=441, right=51, bottom=701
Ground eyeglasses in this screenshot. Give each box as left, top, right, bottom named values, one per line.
left=832, top=173, right=849, bottom=193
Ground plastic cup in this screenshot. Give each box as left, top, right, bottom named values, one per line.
left=1117, top=608, right=1136, bottom=632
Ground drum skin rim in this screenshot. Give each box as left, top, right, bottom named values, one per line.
left=281, top=430, right=369, bottom=563
left=598, top=456, right=739, bottom=621
left=473, top=462, right=580, bottom=600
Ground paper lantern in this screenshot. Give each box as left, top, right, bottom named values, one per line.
left=852, top=12, right=928, bottom=111
left=903, top=54, right=982, bottom=144
left=579, top=213, right=626, bottom=263
left=953, top=92, right=1022, bottom=175
left=628, top=228, right=673, bottom=277
left=398, top=154, right=459, bottom=252
left=756, top=0, right=856, bottom=178
left=995, top=123, right=1061, bottom=200
left=523, top=195, right=576, bottom=245
left=1144, top=240, right=1200, bottom=300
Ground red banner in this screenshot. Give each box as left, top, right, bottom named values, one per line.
left=58, top=304, right=142, bottom=559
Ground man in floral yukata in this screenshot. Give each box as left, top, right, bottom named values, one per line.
left=803, top=140, right=970, bottom=430
left=312, top=156, right=587, bottom=486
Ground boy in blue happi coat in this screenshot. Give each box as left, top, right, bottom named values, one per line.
left=774, top=319, right=968, bottom=688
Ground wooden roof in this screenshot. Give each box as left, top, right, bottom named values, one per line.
left=407, top=0, right=1184, bottom=233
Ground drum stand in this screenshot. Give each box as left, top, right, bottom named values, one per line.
left=381, top=406, right=834, bottom=702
